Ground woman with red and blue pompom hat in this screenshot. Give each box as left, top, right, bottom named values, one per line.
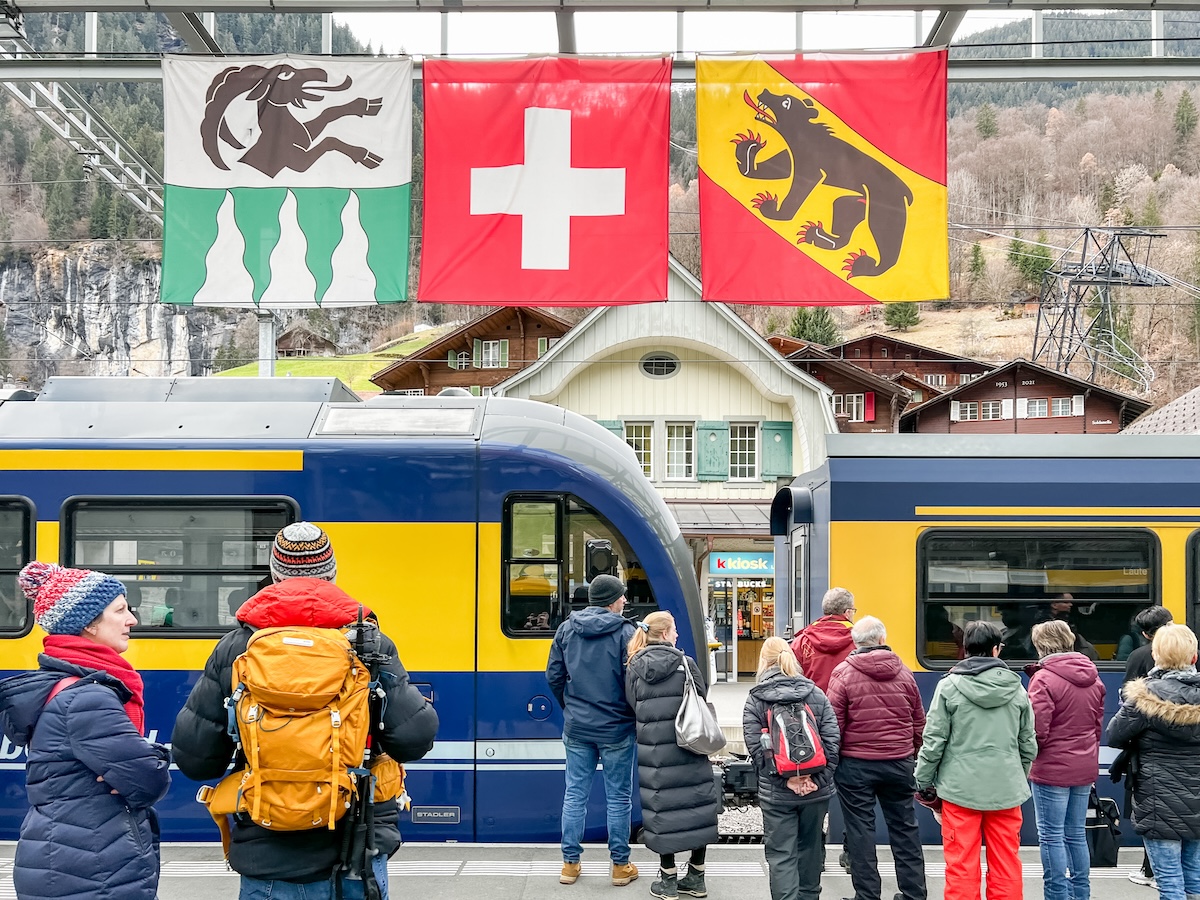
left=0, top=561, right=171, bottom=900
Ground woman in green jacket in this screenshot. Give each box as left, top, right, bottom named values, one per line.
left=915, top=620, right=1037, bottom=900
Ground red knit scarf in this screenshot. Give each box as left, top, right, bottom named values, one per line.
left=42, top=635, right=146, bottom=735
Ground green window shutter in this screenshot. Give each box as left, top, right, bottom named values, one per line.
left=470, top=385, right=481, bottom=397
left=696, top=421, right=729, bottom=482
left=473, top=339, right=482, bottom=368
left=447, top=349, right=456, bottom=369
left=761, top=421, right=793, bottom=480
left=596, top=420, right=623, bottom=438
left=538, top=337, right=548, bottom=357
left=499, top=340, right=510, bottom=368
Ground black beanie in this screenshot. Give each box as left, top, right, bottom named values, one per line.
left=588, top=574, right=626, bottom=607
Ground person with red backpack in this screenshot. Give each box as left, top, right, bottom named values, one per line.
left=171, top=523, right=438, bottom=900
left=743, top=636, right=840, bottom=900
left=791, top=587, right=856, bottom=693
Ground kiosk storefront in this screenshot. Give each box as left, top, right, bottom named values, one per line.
left=709, top=551, right=775, bottom=682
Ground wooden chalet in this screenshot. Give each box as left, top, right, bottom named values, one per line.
left=900, top=359, right=1151, bottom=434
left=782, top=343, right=910, bottom=434
left=370, top=307, right=572, bottom=395
left=276, top=322, right=339, bottom=358
left=891, top=370, right=943, bottom=408
left=826, top=334, right=991, bottom=390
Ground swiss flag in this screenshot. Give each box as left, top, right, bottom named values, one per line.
left=419, top=57, right=670, bottom=306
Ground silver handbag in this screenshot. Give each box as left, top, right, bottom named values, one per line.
left=675, top=655, right=727, bottom=756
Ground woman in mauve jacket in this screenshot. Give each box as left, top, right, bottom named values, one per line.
left=0, top=563, right=171, bottom=900
left=1108, top=624, right=1200, bottom=900
left=1024, top=619, right=1106, bottom=900
left=625, top=611, right=721, bottom=900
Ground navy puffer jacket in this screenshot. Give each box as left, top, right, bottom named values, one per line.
left=0, top=656, right=171, bottom=900
left=625, top=643, right=721, bottom=854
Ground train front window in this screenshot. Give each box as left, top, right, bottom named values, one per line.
left=65, top=500, right=295, bottom=633
left=918, top=530, right=1158, bottom=666
left=0, top=499, right=33, bottom=632
left=502, top=495, right=658, bottom=638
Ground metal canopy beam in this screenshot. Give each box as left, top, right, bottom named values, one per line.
left=164, top=12, right=223, bottom=54
left=15, top=0, right=1200, bottom=11
left=8, top=55, right=1200, bottom=82
left=924, top=9, right=965, bottom=46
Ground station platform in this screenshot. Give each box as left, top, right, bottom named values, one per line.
left=0, top=841, right=1156, bottom=900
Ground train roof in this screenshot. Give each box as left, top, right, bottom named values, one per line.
left=825, top=433, right=1200, bottom=459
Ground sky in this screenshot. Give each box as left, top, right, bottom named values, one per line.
left=334, top=9, right=1030, bottom=57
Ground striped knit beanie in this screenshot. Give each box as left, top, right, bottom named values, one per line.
left=20, top=561, right=128, bottom=635
left=270, top=522, right=337, bottom=582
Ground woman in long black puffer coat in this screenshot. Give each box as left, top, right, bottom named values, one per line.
left=626, top=611, right=721, bottom=900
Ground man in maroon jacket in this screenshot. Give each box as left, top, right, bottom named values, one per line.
left=827, top=616, right=928, bottom=900
left=791, top=587, right=856, bottom=693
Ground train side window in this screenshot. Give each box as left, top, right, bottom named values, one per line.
left=1189, top=531, right=1200, bottom=634
left=917, top=529, right=1159, bottom=668
left=0, top=498, right=34, bottom=634
left=63, top=499, right=296, bottom=635
left=502, top=495, right=659, bottom=638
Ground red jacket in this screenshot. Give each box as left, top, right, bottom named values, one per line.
left=791, top=615, right=855, bottom=692
left=1026, top=652, right=1106, bottom=787
left=827, top=646, right=926, bottom=761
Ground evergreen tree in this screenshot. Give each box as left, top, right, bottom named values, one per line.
left=1142, top=192, right=1163, bottom=227
left=786, top=306, right=841, bottom=346
left=884, top=302, right=920, bottom=331
left=968, top=242, right=986, bottom=287
left=88, top=183, right=112, bottom=239
left=1176, top=91, right=1199, bottom=143
left=976, top=103, right=999, bottom=139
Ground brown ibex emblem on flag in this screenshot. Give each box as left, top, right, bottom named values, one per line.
left=201, top=64, right=384, bottom=177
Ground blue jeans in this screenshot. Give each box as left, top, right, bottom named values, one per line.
left=239, top=853, right=389, bottom=900
left=1031, top=782, right=1091, bottom=900
left=1144, top=838, right=1200, bottom=900
left=561, top=733, right=636, bottom=865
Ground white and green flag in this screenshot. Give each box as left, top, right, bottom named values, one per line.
left=162, top=55, right=411, bottom=307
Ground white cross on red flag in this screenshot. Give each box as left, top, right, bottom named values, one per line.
left=419, top=56, right=671, bottom=306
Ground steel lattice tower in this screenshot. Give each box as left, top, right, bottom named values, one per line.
left=1031, top=227, right=1164, bottom=394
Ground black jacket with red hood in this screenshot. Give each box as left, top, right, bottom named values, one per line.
left=171, top=578, right=439, bottom=882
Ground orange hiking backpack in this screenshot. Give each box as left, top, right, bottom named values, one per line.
left=199, top=625, right=374, bottom=840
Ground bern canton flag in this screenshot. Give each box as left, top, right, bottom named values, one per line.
left=697, top=51, right=948, bottom=305
left=419, top=56, right=670, bottom=306
left=162, top=55, right=411, bottom=307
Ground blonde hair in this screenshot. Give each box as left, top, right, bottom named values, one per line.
left=1152, top=623, right=1199, bottom=671
left=1032, top=620, right=1075, bottom=657
left=757, top=636, right=801, bottom=681
left=627, top=611, right=675, bottom=659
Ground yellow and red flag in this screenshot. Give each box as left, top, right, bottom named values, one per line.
left=697, top=51, right=947, bottom=305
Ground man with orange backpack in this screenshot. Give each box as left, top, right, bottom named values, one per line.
left=172, top=523, right=438, bottom=900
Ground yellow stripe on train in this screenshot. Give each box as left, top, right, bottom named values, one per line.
left=0, top=450, right=303, bottom=471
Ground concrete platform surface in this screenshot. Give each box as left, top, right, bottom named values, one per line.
left=0, top=841, right=1158, bottom=900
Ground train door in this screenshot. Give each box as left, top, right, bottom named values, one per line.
left=778, top=524, right=810, bottom=637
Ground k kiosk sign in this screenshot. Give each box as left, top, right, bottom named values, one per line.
left=709, top=552, right=775, bottom=575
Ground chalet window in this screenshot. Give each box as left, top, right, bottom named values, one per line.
left=981, top=401, right=1003, bottom=421
left=960, top=402, right=980, bottom=421
left=481, top=340, right=503, bottom=369
left=456, top=350, right=471, bottom=369
left=1027, top=399, right=1049, bottom=418
left=881, top=348, right=888, bottom=358
left=666, top=423, right=695, bottom=480
left=641, top=353, right=680, bottom=378
left=918, top=529, right=1158, bottom=667
left=624, top=422, right=653, bottom=478
left=729, top=424, right=758, bottom=480
left=394, top=389, right=425, bottom=397
left=912, top=389, right=924, bottom=402
left=960, top=373, right=980, bottom=384
left=854, top=349, right=861, bottom=358
left=1051, top=397, right=1074, bottom=417
left=924, top=374, right=947, bottom=387
left=832, top=394, right=865, bottom=422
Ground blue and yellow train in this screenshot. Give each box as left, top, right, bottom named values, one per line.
left=0, top=377, right=704, bottom=843
left=772, top=433, right=1200, bottom=839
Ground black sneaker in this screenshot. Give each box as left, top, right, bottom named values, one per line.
left=650, top=870, right=678, bottom=900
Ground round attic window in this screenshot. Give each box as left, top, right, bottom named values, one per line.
left=640, top=353, right=680, bottom=379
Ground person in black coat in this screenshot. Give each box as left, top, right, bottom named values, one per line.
left=0, top=562, right=171, bottom=900
left=1108, top=624, right=1200, bottom=900
left=170, top=523, right=438, bottom=898
left=743, top=636, right=840, bottom=900
left=625, top=612, right=721, bottom=900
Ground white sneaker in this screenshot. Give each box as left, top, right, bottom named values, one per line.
left=1128, top=872, right=1156, bottom=888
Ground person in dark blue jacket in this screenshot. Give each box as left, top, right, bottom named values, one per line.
left=0, top=562, right=171, bottom=900
left=546, top=573, right=639, bottom=888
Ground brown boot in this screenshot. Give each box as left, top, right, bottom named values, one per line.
left=611, top=862, right=639, bottom=886
left=561, top=862, right=582, bottom=885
